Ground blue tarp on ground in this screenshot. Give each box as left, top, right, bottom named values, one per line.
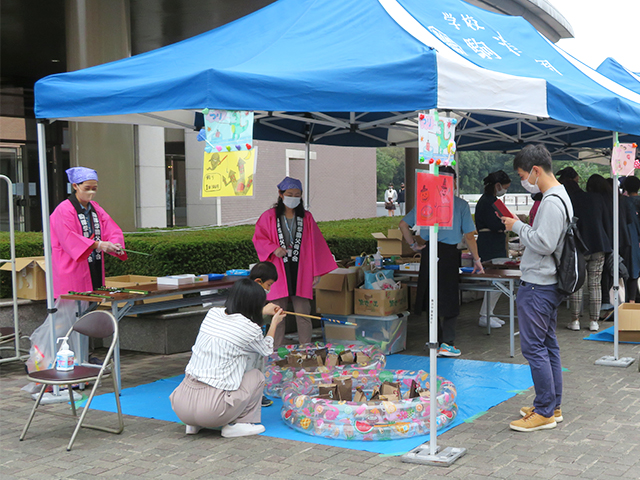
left=35, top=0, right=640, bottom=144
left=88, top=355, right=533, bottom=455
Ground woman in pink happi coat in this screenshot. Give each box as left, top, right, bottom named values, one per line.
left=253, top=176, right=337, bottom=346
left=50, top=167, right=127, bottom=299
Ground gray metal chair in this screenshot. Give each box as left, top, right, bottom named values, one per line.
left=19, top=310, right=124, bottom=451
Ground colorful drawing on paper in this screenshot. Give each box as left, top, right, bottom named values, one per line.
left=198, top=109, right=254, bottom=154
left=611, top=143, right=638, bottom=176
left=416, top=170, right=454, bottom=227
left=202, top=148, right=256, bottom=197
left=418, top=111, right=457, bottom=166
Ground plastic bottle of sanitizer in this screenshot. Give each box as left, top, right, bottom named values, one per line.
left=56, top=337, right=75, bottom=372
left=373, top=247, right=383, bottom=270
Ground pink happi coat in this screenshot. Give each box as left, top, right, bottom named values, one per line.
left=50, top=199, right=127, bottom=299
left=253, top=209, right=337, bottom=301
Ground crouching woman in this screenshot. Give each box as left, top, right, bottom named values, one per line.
left=170, top=278, right=285, bottom=437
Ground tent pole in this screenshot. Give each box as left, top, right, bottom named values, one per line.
left=304, top=140, right=310, bottom=209
left=595, top=132, right=635, bottom=368
left=37, top=122, right=61, bottom=396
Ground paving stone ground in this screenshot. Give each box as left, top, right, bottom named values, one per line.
left=1, top=298, right=639, bottom=479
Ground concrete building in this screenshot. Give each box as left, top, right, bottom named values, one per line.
left=0, top=0, right=573, bottom=231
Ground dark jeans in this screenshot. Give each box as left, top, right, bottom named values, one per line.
left=516, top=281, right=565, bottom=418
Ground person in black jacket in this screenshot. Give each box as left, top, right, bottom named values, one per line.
left=474, top=170, right=511, bottom=328
left=621, top=176, right=640, bottom=303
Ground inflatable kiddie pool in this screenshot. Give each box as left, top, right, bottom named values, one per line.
left=264, top=343, right=385, bottom=397
left=281, top=369, right=457, bottom=441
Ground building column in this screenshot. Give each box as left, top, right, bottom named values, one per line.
left=185, top=130, right=220, bottom=226
left=405, top=147, right=419, bottom=214
left=136, top=126, right=167, bottom=228
left=65, top=0, right=136, bottom=231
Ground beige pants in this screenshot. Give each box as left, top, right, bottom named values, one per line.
left=271, top=296, right=312, bottom=346
left=169, top=369, right=265, bottom=428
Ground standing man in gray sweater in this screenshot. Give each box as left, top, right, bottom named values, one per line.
left=501, top=144, right=572, bottom=432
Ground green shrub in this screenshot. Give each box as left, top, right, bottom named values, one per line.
left=0, top=216, right=404, bottom=297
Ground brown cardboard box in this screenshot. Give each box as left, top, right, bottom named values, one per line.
left=323, top=323, right=356, bottom=341
left=105, top=275, right=157, bottom=288
left=315, top=268, right=362, bottom=315
left=618, top=303, right=640, bottom=342
left=354, top=285, right=409, bottom=316
left=0, top=257, right=46, bottom=300
left=372, top=229, right=415, bottom=256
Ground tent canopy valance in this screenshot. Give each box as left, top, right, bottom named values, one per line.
left=35, top=0, right=640, bottom=156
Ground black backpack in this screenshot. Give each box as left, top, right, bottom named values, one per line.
left=548, top=194, right=587, bottom=295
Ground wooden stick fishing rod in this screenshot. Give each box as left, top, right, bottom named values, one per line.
left=282, top=311, right=357, bottom=326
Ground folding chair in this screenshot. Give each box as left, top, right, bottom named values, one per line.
left=19, top=311, right=124, bottom=451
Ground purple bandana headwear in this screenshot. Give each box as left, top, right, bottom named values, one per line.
left=66, top=167, right=98, bottom=184
left=277, top=176, right=303, bottom=192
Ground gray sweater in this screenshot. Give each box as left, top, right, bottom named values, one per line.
left=512, top=185, right=573, bottom=285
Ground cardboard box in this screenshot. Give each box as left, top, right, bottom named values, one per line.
left=105, top=275, right=157, bottom=288
left=354, top=285, right=408, bottom=316
left=618, top=303, right=640, bottom=342
left=315, top=267, right=362, bottom=315
left=0, top=256, right=46, bottom=300
left=372, top=229, right=415, bottom=256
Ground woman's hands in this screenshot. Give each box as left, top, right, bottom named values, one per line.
left=96, top=241, right=124, bottom=254
left=263, top=303, right=279, bottom=316
left=274, top=247, right=287, bottom=258
left=312, top=276, right=321, bottom=287
left=266, top=307, right=286, bottom=340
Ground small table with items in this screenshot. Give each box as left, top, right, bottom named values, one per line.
left=458, top=268, right=521, bottom=357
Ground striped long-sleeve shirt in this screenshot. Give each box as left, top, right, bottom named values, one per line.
left=185, top=307, right=274, bottom=390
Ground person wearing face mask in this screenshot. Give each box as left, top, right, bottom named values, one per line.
left=385, top=183, right=398, bottom=216
left=474, top=170, right=512, bottom=328
left=49, top=167, right=127, bottom=299
left=253, top=177, right=337, bottom=346
left=399, top=166, right=484, bottom=358
left=501, top=144, right=572, bottom=433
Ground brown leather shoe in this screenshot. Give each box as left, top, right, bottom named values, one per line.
left=510, top=412, right=557, bottom=432
left=520, top=406, right=563, bottom=423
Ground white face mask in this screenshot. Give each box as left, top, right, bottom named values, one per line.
left=283, top=196, right=301, bottom=209
left=521, top=168, right=541, bottom=194
left=495, top=185, right=507, bottom=197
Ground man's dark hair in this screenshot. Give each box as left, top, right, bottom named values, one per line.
left=513, top=144, right=553, bottom=173
left=249, top=261, right=278, bottom=283
left=224, top=278, right=267, bottom=326
left=623, top=175, right=640, bottom=194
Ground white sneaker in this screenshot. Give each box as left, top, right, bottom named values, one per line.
left=185, top=425, right=201, bottom=435
left=479, top=316, right=502, bottom=328
left=221, top=423, right=266, bottom=438
left=566, top=320, right=580, bottom=331
left=589, top=320, right=600, bottom=332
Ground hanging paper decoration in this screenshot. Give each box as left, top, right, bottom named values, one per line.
left=415, top=170, right=454, bottom=228
left=199, top=109, right=256, bottom=197
left=418, top=111, right=457, bottom=166
left=611, top=143, right=637, bottom=176
left=416, top=111, right=457, bottom=228
left=202, top=148, right=257, bottom=198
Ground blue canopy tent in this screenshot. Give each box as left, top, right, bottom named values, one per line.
left=33, top=0, right=640, bottom=457
left=36, top=0, right=640, bottom=153
left=597, top=57, right=640, bottom=95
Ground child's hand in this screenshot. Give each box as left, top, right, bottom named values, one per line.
left=263, top=303, right=279, bottom=316
left=271, top=308, right=286, bottom=326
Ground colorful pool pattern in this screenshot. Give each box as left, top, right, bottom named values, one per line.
left=281, top=369, right=458, bottom=441
left=264, top=343, right=386, bottom=397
